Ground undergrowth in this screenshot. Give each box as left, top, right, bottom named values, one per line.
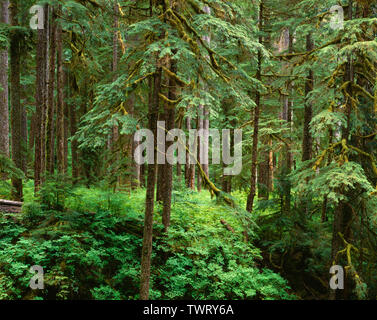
left=0, top=185, right=293, bottom=300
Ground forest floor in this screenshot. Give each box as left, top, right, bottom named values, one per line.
left=0, top=182, right=333, bottom=300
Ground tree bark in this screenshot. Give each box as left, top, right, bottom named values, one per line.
left=46, top=7, right=57, bottom=175
left=258, top=146, right=270, bottom=200
left=246, top=2, right=263, bottom=213
left=56, top=14, right=65, bottom=174
left=69, top=73, right=79, bottom=183
left=280, top=29, right=293, bottom=215
left=0, top=0, right=10, bottom=160
left=330, top=1, right=354, bottom=300
left=64, top=68, right=69, bottom=174
left=185, top=116, right=195, bottom=189
left=162, top=58, right=176, bottom=233
left=140, top=68, right=162, bottom=300
left=20, top=86, right=27, bottom=175
left=111, top=0, right=120, bottom=189
left=201, top=5, right=211, bottom=181
left=9, top=0, right=22, bottom=200
left=268, top=139, right=274, bottom=191
left=302, top=33, right=314, bottom=162
left=221, top=99, right=233, bottom=193
left=34, top=14, right=45, bottom=190
left=196, top=105, right=203, bottom=192
left=34, top=4, right=49, bottom=191
left=156, top=110, right=166, bottom=202
left=188, top=117, right=195, bottom=190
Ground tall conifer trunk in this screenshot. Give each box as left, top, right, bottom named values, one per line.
left=10, top=0, right=22, bottom=200
left=0, top=0, right=9, bottom=161
left=140, top=0, right=163, bottom=300
left=302, top=33, right=314, bottom=162
left=330, top=1, right=354, bottom=300
left=56, top=10, right=65, bottom=174
left=162, top=57, right=177, bottom=233
left=34, top=4, right=48, bottom=191
left=246, top=2, right=263, bottom=213
left=140, top=69, right=161, bottom=300
left=46, top=7, right=57, bottom=175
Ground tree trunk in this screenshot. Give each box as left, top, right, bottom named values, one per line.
left=185, top=116, right=193, bottom=188
left=64, top=69, right=69, bottom=173
left=246, top=2, right=263, bottom=213
left=42, top=5, right=49, bottom=180
left=69, top=73, right=79, bottom=183
left=46, top=7, right=56, bottom=175
left=162, top=58, right=176, bottom=233
left=132, top=122, right=141, bottom=189
left=9, top=0, right=22, bottom=200
left=0, top=0, right=9, bottom=161
left=201, top=5, right=211, bottom=181
left=188, top=116, right=195, bottom=190
left=221, top=99, right=233, bottom=193
left=140, top=162, right=145, bottom=188
left=34, top=4, right=48, bottom=192
left=302, top=33, right=314, bottom=162
left=156, top=110, right=166, bottom=202
left=56, top=15, right=65, bottom=174
left=301, top=32, right=314, bottom=216
left=268, top=139, right=274, bottom=192
left=140, top=68, right=162, bottom=300
left=330, top=1, right=354, bottom=300
left=111, top=1, right=120, bottom=189
left=28, top=112, right=36, bottom=172
left=257, top=147, right=270, bottom=200
left=280, top=30, right=293, bottom=215
left=20, top=90, right=27, bottom=175
left=196, top=105, right=203, bottom=192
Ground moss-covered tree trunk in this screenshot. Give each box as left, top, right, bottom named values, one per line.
left=330, top=0, right=354, bottom=300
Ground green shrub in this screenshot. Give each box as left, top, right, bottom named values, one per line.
left=0, top=188, right=293, bottom=300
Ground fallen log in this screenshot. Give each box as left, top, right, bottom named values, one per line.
left=0, top=199, right=23, bottom=213
left=220, top=219, right=235, bottom=233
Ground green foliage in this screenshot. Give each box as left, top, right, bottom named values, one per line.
left=37, top=173, right=75, bottom=211
left=0, top=154, right=25, bottom=198
left=292, top=161, right=375, bottom=204
left=0, top=188, right=292, bottom=300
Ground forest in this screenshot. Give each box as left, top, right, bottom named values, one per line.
left=0, top=0, right=376, bottom=301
